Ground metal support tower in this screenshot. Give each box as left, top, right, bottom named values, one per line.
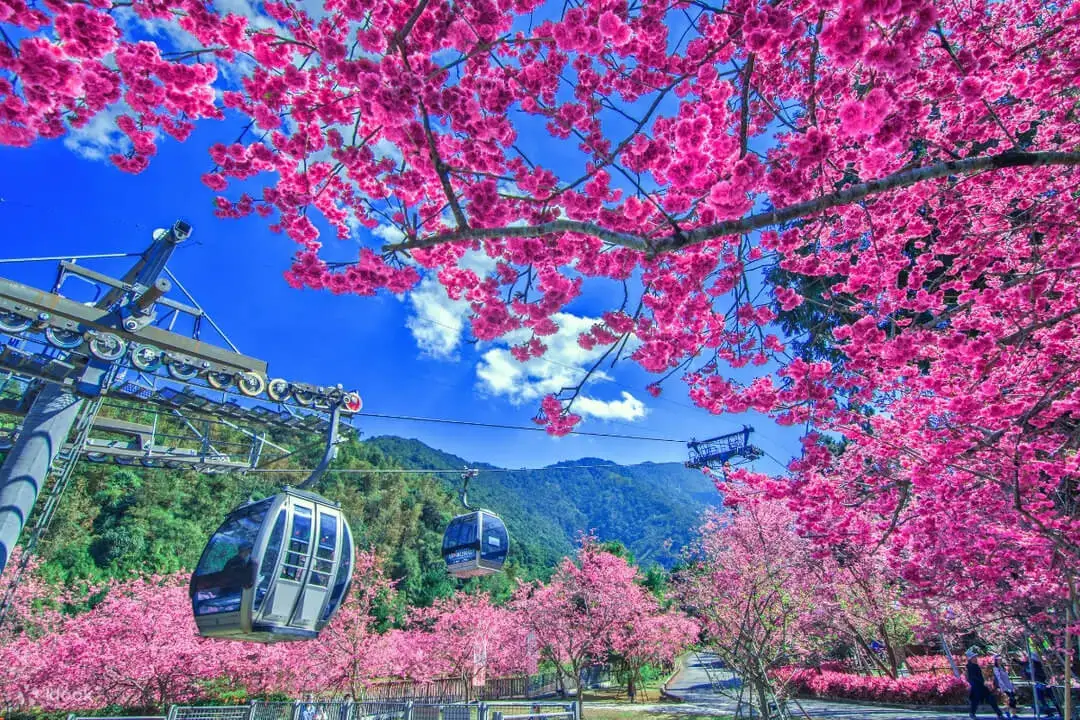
left=0, top=220, right=363, bottom=597
left=685, top=425, right=762, bottom=471
left=0, top=224, right=189, bottom=574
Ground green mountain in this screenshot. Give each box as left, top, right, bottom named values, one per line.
left=364, top=436, right=721, bottom=569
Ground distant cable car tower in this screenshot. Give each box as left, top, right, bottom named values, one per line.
left=685, top=425, right=762, bottom=474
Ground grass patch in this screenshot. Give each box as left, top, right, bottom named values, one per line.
left=579, top=682, right=674, bottom=704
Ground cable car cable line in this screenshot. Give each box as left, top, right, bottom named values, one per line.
left=241, top=463, right=644, bottom=475
left=355, top=411, right=690, bottom=443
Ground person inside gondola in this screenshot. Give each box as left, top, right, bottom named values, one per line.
left=223, top=543, right=257, bottom=588
left=191, top=543, right=256, bottom=614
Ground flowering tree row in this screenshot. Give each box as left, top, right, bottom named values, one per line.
left=0, top=543, right=695, bottom=713
left=676, top=499, right=1034, bottom=717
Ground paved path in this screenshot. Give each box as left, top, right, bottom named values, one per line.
left=659, top=653, right=1014, bottom=720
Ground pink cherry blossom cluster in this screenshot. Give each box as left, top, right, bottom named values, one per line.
left=0, top=542, right=695, bottom=713
left=2, top=0, right=1075, bottom=432
left=511, top=538, right=698, bottom=700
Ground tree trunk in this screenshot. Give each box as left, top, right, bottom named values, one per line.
left=1066, top=573, right=1078, bottom=720
left=575, top=667, right=585, bottom=719
left=847, top=623, right=897, bottom=679
left=878, top=623, right=900, bottom=678
left=755, top=680, right=772, bottom=720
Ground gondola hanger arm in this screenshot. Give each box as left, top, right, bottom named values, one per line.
left=460, top=467, right=479, bottom=511
left=298, top=401, right=343, bottom=490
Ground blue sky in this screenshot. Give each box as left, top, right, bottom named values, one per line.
left=0, top=13, right=806, bottom=472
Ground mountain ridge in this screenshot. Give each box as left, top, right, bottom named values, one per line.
left=364, top=435, right=721, bottom=569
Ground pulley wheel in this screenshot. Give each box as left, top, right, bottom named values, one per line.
left=344, top=392, right=363, bottom=413
left=88, top=333, right=127, bottom=362
left=115, top=455, right=136, bottom=466
left=237, top=371, right=267, bottom=398
left=266, top=378, right=291, bottom=403
left=44, top=327, right=85, bottom=349
left=0, top=311, right=32, bottom=334
left=141, top=457, right=164, bottom=468
left=85, top=452, right=108, bottom=463
left=130, top=344, right=163, bottom=372
left=292, top=388, right=315, bottom=406
left=206, top=371, right=234, bottom=390
left=167, top=360, right=200, bottom=381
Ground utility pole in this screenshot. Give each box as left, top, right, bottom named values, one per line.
left=0, top=222, right=190, bottom=574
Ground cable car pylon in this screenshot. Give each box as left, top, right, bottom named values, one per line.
left=685, top=425, right=762, bottom=477
left=0, top=219, right=362, bottom=615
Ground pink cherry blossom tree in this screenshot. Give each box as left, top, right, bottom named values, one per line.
left=512, top=539, right=684, bottom=712
left=806, top=548, right=921, bottom=679
left=609, top=601, right=699, bottom=702
left=405, top=592, right=535, bottom=700
left=679, top=501, right=820, bottom=720
left=1, top=0, right=1077, bottom=439
left=0, top=550, right=399, bottom=712
left=3, top=0, right=1080, bottom=697
left=311, top=549, right=396, bottom=696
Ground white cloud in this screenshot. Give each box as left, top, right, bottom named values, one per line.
left=373, top=138, right=403, bottom=166
left=406, top=275, right=469, bottom=360
left=404, top=254, right=647, bottom=423
left=404, top=250, right=497, bottom=359
left=64, top=104, right=130, bottom=161
left=574, top=391, right=647, bottom=421
left=474, top=313, right=648, bottom=423
left=373, top=223, right=405, bottom=245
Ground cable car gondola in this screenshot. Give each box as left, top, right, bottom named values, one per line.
left=190, top=403, right=354, bottom=642
left=442, top=469, right=509, bottom=578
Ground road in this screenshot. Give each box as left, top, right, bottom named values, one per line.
left=658, top=652, right=1012, bottom=720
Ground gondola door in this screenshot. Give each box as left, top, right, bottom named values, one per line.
left=287, top=507, right=340, bottom=630
left=256, top=497, right=316, bottom=633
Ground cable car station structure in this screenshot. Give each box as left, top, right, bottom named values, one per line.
left=0, top=221, right=362, bottom=634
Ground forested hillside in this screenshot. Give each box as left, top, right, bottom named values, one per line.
left=366, top=436, right=719, bottom=568
left=17, top=423, right=717, bottom=606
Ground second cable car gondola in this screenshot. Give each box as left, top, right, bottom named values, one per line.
left=442, top=469, right=509, bottom=578
left=190, top=401, right=354, bottom=642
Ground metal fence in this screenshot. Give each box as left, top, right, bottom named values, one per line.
left=490, top=704, right=575, bottom=720
left=361, top=671, right=596, bottom=703
left=168, top=707, right=253, bottom=720
left=156, top=700, right=577, bottom=720
left=248, top=700, right=410, bottom=720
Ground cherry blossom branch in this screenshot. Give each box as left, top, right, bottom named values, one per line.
left=392, top=0, right=431, bottom=50
left=383, top=151, right=1080, bottom=255
left=738, top=54, right=755, bottom=158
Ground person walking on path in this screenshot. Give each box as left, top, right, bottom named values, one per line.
left=992, top=655, right=1017, bottom=719
left=967, top=648, right=1005, bottom=720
